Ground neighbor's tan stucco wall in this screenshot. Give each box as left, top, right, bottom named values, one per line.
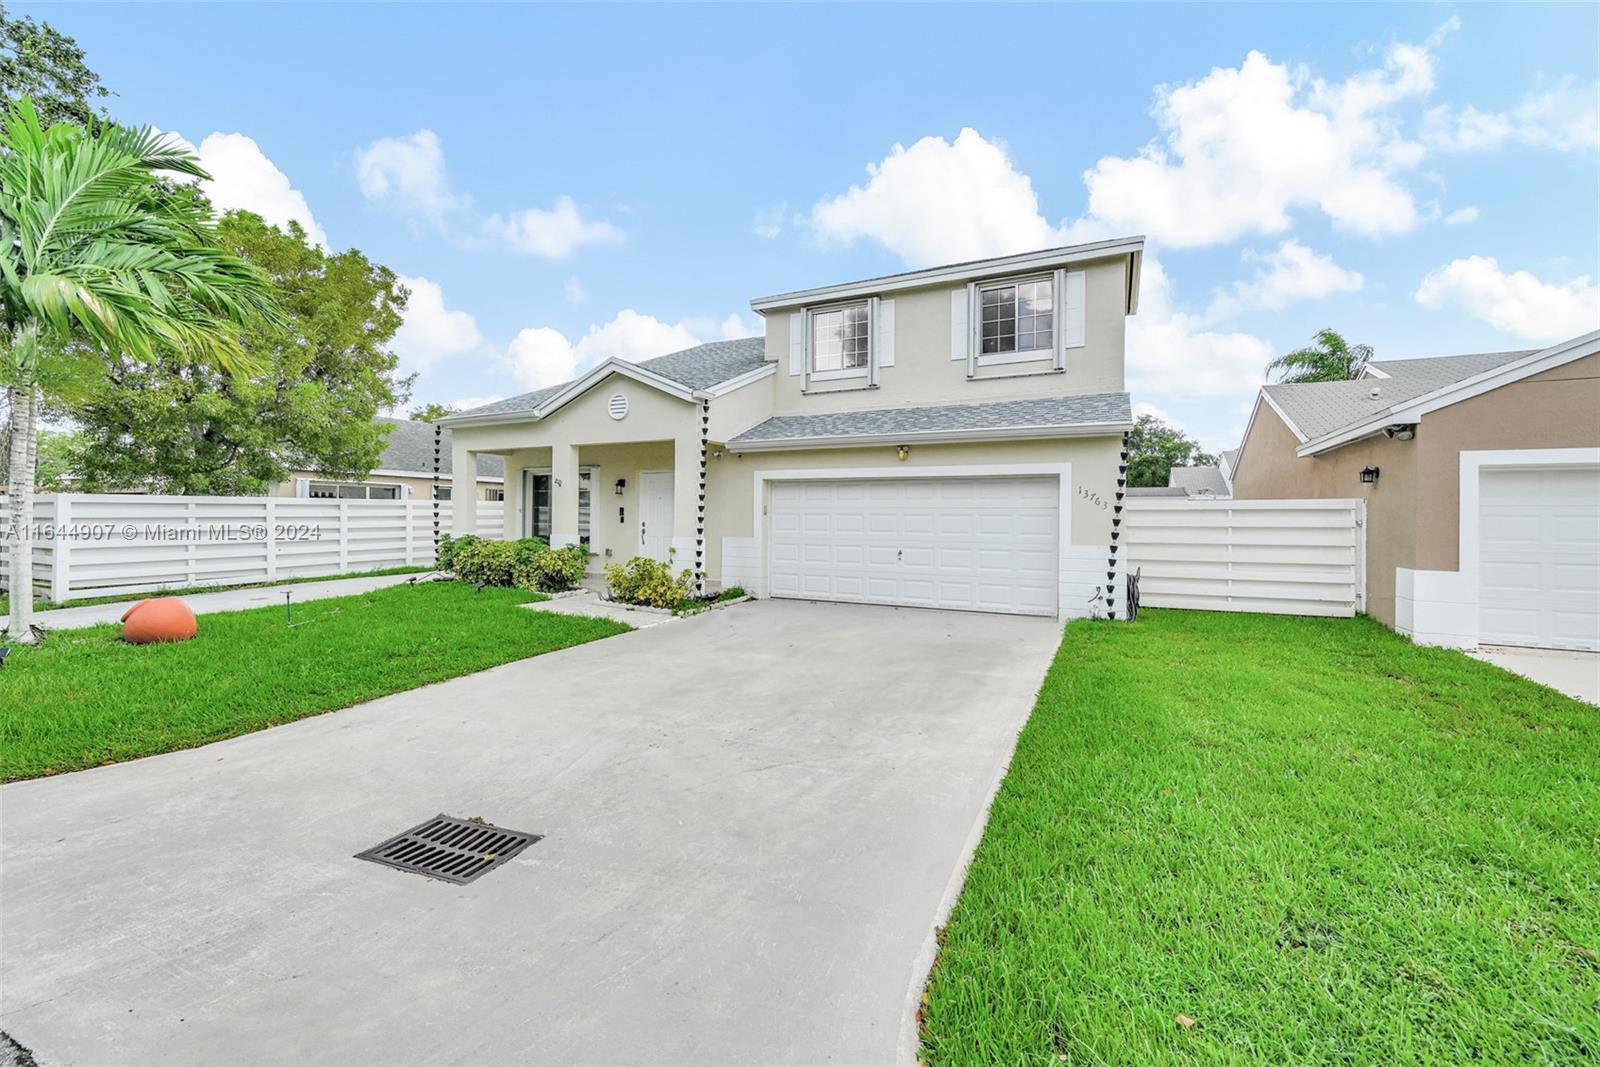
left=761, top=255, right=1128, bottom=416
left=702, top=435, right=1123, bottom=583
left=1230, top=352, right=1600, bottom=626
left=276, top=471, right=501, bottom=501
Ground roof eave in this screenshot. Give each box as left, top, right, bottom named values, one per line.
left=726, top=420, right=1132, bottom=452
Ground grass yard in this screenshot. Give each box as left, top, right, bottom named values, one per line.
left=0, top=581, right=628, bottom=781
left=0, top=564, right=431, bottom=617
left=921, top=610, right=1599, bottom=1066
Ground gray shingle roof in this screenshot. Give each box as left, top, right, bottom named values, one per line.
left=1126, top=486, right=1189, bottom=497
left=454, top=337, right=770, bottom=420
left=376, top=418, right=503, bottom=478
left=728, top=392, right=1131, bottom=447
left=1168, top=466, right=1229, bottom=495
left=1263, top=349, right=1535, bottom=441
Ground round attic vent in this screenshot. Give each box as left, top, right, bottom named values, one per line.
left=607, top=393, right=629, bottom=420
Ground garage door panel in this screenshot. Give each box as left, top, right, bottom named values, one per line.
left=769, top=477, right=1059, bottom=617
left=1478, top=465, right=1600, bottom=651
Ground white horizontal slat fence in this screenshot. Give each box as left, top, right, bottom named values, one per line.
left=1123, top=498, right=1365, bottom=617
left=1, top=493, right=507, bottom=603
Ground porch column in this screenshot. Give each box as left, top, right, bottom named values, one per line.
left=450, top=441, right=478, bottom=535
left=672, top=433, right=702, bottom=582
left=500, top=452, right=523, bottom=540
left=550, top=443, right=581, bottom=548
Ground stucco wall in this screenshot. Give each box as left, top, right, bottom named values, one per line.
left=276, top=471, right=501, bottom=501
left=760, top=255, right=1128, bottom=416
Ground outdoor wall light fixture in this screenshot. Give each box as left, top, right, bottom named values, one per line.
left=897, top=445, right=910, bottom=461
left=1360, top=466, right=1380, bottom=484
left=614, top=478, right=626, bottom=495
left=1382, top=424, right=1417, bottom=441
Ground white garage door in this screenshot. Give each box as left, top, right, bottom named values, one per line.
left=768, top=477, right=1058, bottom=617
left=1478, top=465, right=1600, bottom=651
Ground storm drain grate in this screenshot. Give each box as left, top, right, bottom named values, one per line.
left=355, top=814, right=541, bottom=884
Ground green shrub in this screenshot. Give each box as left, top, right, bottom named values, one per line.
left=437, top=533, right=479, bottom=574
left=604, top=556, right=694, bottom=609
left=514, top=543, right=590, bottom=593
left=452, top=537, right=547, bottom=587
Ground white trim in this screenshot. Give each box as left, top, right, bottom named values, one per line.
left=729, top=419, right=1131, bottom=453
left=1259, top=389, right=1309, bottom=443
left=366, top=467, right=505, bottom=484
left=703, top=361, right=777, bottom=397
left=976, top=350, right=1054, bottom=368
left=1359, top=364, right=1391, bottom=379
left=748, top=461, right=1100, bottom=621
left=438, top=358, right=703, bottom=427
left=1298, top=330, right=1600, bottom=457
left=810, top=367, right=869, bottom=383
left=750, top=236, right=1144, bottom=312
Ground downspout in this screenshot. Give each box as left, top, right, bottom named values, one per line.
left=696, top=398, right=710, bottom=595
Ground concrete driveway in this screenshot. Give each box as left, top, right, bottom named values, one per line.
left=0, top=600, right=1061, bottom=1066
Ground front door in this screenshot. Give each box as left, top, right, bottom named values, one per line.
left=639, top=471, right=673, bottom=564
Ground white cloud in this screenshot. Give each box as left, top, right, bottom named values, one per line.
left=1414, top=256, right=1600, bottom=342
left=1443, top=205, right=1480, bottom=226
left=1075, top=34, right=1443, bottom=247
left=504, top=310, right=703, bottom=390
left=717, top=313, right=760, bottom=339
left=1132, top=401, right=1177, bottom=426
left=1425, top=79, right=1600, bottom=153
left=164, top=130, right=327, bottom=247
left=392, top=275, right=484, bottom=374
left=752, top=202, right=788, bottom=240
left=355, top=129, right=622, bottom=257
left=564, top=277, right=587, bottom=304
left=354, top=129, right=464, bottom=226
left=1209, top=240, right=1364, bottom=319
left=482, top=196, right=624, bottom=258
left=810, top=128, right=1065, bottom=265
left=1128, top=258, right=1277, bottom=398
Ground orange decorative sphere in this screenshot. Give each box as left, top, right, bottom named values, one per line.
left=121, top=597, right=198, bottom=644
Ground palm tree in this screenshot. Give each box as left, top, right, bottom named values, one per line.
left=1265, top=328, right=1374, bottom=384
left=1, top=97, right=276, bottom=641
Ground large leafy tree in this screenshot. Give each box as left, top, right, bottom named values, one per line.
left=409, top=402, right=457, bottom=423
left=0, top=4, right=110, bottom=127
left=69, top=210, right=412, bottom=494
left=1127, top=414, right=1217, bottom=489
left=0, top=98, right=275, bottom=639
left=1266, top=327, right=1373, bottom=384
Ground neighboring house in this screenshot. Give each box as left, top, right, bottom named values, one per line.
left=442, top=238, right=1145, bottom=620
left=278, top=418, right=506, bottom=502
left=1230, top=331, right=1600, bottom=652
left=1166, top=464, right=1229, bottom=497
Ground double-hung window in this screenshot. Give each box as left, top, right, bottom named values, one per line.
left=979, top=276, right=1053, bottom=360
left=810, top=302, right=870, bottom=379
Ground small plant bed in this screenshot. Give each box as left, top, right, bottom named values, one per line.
left=0, top=564, right=431, bottom=617
left=919, top=609, right=1600, bottom=1066
left=0, top=582, right=628, bottom=782
left=671, top=587, right=751, bottom=616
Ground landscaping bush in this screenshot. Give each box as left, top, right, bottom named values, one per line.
left=437, top=533, right=479, bottom=574
left=513, top=543, right=590, bottom=593
left=604, top=556, right=694, bottom=609
left=452, top=536, right=546, bottom=587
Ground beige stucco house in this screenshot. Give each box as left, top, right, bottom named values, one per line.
left=1231, top=331, right=1600, bottom=652
left=277, top=418, right=505, bottom=502
left=441, top=238, right=1145, bottom=620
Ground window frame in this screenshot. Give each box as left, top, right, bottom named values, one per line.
left=805, top=298, right=873, bottom=382
left=975, top=272, right=1057, bottom=367
left=307, top=480, right=403, bottom=500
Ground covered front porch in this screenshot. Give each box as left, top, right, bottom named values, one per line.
left=451, top=435, right=707, bottom=584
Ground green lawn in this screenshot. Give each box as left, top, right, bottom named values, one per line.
left=0, top=564, right=432, bottom=617
left=921, top=610, right=1599, bottom=1066
left=0, top=581, right=628, bottom=781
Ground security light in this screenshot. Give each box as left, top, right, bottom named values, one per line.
left=614, top=478, right=626, bottom=495
left=1360, top=466, right=1380, bottom=484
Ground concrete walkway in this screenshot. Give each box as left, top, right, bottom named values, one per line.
left=1470, top=645, right=1600, bottom=705
left=0, top=599, right=1061, bottom=1066
left=28, top=571, right=430, bottom=631
left=522, top=589, right=680, bottom=628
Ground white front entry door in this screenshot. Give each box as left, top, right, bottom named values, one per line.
left=639, top=471, right=674, bottom=564
left=767, top=477, right=1059, bottom=617
left=1478, top=465, right=1600, bottom=651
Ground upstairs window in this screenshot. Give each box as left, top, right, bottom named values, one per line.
left=811, top=303, right=870, bottom=373
left=980, top=277, right=1053, bottom=357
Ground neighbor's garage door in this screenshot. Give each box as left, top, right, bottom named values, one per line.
left=1478, top=465, right=1600, bottom=651
left=768, top=477, right=1058, bottom=617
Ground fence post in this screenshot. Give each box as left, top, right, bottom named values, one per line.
left=51, top=493, right=71, bottom=605
left=404, top=500, right=416, bottom=567
left=338, top=500, right=350, bottom=574
left=264, top=496, right=278, bottom=582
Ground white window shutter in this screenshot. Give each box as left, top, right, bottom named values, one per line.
left=788, top=312, right=804, bottom=376
left=1063, top=270, right=1087, bottom=349
left=400, top=484, right=412, bottom=499
left=294, top=478, right=310, bottom=498
left=950, top=289, right=968, bottom=361
left=876, top=298, right=896, bottom=367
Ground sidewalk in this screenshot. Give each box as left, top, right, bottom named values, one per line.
left=28, top=572, right=430, bottom=632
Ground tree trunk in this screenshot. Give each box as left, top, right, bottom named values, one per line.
left=6, top=383, right=38, bottom=641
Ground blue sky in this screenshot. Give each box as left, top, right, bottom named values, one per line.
left=34, top=2, right=1599, bottom=451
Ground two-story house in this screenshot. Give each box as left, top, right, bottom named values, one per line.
left=440, top=237, right=1143, bottom=620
